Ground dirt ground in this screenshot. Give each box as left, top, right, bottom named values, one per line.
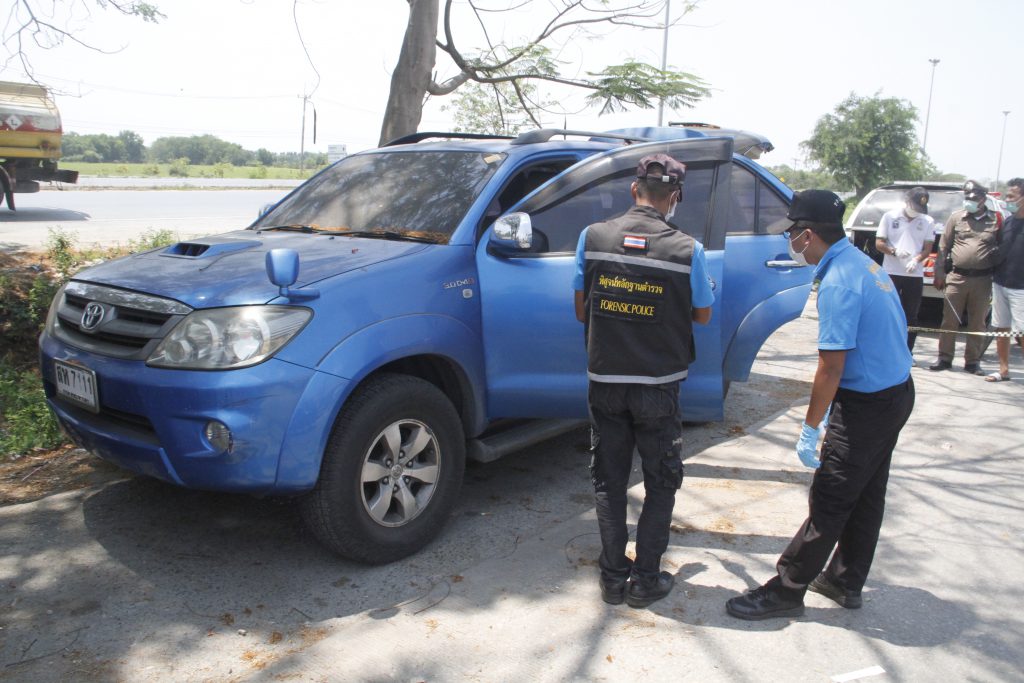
left=0, top=447, right=126, bottom=507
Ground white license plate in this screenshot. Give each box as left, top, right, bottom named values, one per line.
left=54, top=360, right=99, bottom=413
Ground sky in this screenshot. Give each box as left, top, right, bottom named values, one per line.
left=3, top=0, right=1023, bottom=184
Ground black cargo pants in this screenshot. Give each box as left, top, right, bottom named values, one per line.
left=771, top=377, right=915, bottom=598
left=589, top=381, right=684, bottom=584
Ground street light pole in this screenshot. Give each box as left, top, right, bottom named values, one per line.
left=996, top=110, right=1011, bottom=190
left=922, top=58, right=940, bottom=155
left=657, top=0, right=670, bottom=126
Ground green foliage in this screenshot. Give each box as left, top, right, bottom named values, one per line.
left=586, top=61, right=710, bottom=115
left=168, top=157, right=190, bottom=177
left=212, top=162, right=232, bottom=178
left=802, top=92, right=926, bottom=199
left=442, top=80, right=550, bottom=136
left=0, top=364, right=63, bottom=457
left=766, top=165, right=847, bottom=193
left=126, top=229, right=177, bottom=251
left=248, top=165, right=269, bottom=179
left=45, top=228, right=81, bottom=282
left=142, top=163, right=160, bottom=176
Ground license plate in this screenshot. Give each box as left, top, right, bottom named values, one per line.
left=54, top=360, right=99, bottom=413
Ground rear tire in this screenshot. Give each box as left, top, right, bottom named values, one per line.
left=300, top=373, right=465, bottom=564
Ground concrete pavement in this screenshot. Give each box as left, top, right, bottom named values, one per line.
left=1, top=320, right=1021, bottom=682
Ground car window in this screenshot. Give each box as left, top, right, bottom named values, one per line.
left=729, top=165, right=756, bottom=233
left=728, top=164, right=789, bottom=235
left=757, top=184, right=789, bottom=233
left=524, top=163, right=715, bottom=253
left=478, top=157, right=579, bottom=236
left=254, top=151, right=504, bottom=242
left=851, top=188, right=964, bottom=230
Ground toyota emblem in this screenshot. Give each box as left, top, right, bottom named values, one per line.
left=80, top=302, right=105, bottom=331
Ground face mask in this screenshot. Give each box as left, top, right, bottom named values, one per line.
left=964, top=200, right=980, bottom=213
left=787, top=229, right=809, bottom=266
left=905, top=207, right=920, bottom=218
left=665, top=190, right=680, bottom=221
left=1006, top=200, right=1021, bottom=214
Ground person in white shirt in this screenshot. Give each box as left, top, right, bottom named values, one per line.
left=875, top=187, right=936, bottom=351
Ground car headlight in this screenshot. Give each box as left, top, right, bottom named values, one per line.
left=43, top=284, right=67, bottom=335
left=147, top=306, right=311, bottom=369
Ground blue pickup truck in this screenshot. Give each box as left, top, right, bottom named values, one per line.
left=38, top=126, right=811, bottom=563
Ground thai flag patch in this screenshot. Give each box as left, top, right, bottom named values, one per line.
left=623, top=234, right=647, bottom=250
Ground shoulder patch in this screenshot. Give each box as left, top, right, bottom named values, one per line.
left=623, top=234, right=647, bottom=250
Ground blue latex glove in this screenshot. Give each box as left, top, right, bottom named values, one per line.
left=797, top=422, right=822, bottom=469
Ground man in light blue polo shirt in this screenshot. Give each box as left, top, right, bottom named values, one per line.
left=726, top=190, right=915, bottom=620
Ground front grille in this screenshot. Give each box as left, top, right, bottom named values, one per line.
left=53, top=282, right=192, bottom=360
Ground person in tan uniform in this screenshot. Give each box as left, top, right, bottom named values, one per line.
left=930, top=180, right=1003, bottom=374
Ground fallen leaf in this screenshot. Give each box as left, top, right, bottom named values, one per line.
left=606, top=655, right=614, bottom=663
left=221, top=613, right=235, bottom=626
left=451, top=575, right=464, bottom=583
left=268, top=632, right=283, bottom=645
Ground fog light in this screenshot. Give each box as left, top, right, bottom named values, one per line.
left=204, top=420, right=234, bottom=453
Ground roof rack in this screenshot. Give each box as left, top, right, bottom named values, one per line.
left=512, top=129, right=650, bottom=145
left=383, top=131, right=515, bottom=147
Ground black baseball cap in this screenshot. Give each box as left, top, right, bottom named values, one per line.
left=767, top=189, right=846, bottom=234
left=906, top=187, right=929, bottom=213
left=963, top=180, right=988, bottom=201
left=636, top=154, right=686, bottom=185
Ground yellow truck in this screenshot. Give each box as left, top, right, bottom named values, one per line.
left=0, top=80, right=78, bottom=209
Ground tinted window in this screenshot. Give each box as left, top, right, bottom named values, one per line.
left=757, top=184, right=789, bottom=233
left=729, top=165, right=756, bottom=233
left=254, top=151, right=504, bottom=241
left=526, top=164, right=715, bottom=253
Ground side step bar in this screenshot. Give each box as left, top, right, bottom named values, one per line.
left=466, top=419, right=586, bottom=463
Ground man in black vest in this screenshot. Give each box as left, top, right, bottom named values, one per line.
left=573, top=154, right=714, bottom=608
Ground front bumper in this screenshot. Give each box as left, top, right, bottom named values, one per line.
left=39, top=332, right=344, bottom=493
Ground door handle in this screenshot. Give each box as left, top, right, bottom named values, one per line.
left=765, top=259, right=806, bottom=268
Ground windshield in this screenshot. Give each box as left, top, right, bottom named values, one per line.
left=851, top=188, right=963, bottom=229
left=253, top=150, right=505, bottom=242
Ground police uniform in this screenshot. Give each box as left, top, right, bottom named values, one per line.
left=933, top=205, right=1003, bottom=370
left=573, top=201, right=713, bottom=592
left=726, top=189, right=915, bottom=620
left=771, top=238, right=914, bottom=599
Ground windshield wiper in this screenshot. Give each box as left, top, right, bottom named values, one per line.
left=334, top=230, right=440, bottom=244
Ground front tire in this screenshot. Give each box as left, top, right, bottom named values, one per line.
left=300, top=373, right=465, bottom=564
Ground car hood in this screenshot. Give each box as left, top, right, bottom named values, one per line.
left=72, top=230, right=430, bottom=308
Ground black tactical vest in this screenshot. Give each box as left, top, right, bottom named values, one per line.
left=583, top=205, right=695, bottom=384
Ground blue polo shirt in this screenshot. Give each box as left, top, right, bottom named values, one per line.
left=814, top=239, right=912, bottom=393
left=572, top=227, right=715, bottom=309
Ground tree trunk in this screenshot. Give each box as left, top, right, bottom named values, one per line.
left=378, top=0, right=439, bottom=147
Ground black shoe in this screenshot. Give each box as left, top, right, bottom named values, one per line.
left=626, top=571, right=674, bottom=608
left=963, top=363, right=983, bottom=375
left=726, top=584, right=804, bottom=621
left=600, top=577, right=628, bottom=605
left=929, top=360, right=952, bottom=371
left=808, top=573, right=862, bottom=609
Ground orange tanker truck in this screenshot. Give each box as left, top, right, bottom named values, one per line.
left=0, top=80, right=78, bottom=209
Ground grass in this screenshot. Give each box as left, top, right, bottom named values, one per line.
left=0, top=227, right=180, bottom=459
left=61, top=161, right=328, bottom=180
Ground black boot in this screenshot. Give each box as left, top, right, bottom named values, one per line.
left=626, top=571, right=674, bottom=608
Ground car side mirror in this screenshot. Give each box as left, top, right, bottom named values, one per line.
left=266, top=248, right=319, bottom=301
left=488, top=212, right=533, bottom=255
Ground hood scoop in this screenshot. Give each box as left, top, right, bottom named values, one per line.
left=160, top=239, right=262, bottom=259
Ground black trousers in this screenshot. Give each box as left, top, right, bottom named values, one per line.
left=589, top=381, right=684, bottom=584
left=890, top=274, right=923, bottom=350
left=771, top=377, right=915, bottom=597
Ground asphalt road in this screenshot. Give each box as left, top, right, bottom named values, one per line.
left=0, top=187, right=296, bottom=252
left=1, top=318, right=1021, bottom=682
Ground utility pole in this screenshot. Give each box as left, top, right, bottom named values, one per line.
left=996, top=110, right=1011, bottom=190
left=922, top=58, right=940, bottom=155
left=299, top=94, right=308, bottom=174
left=657, top=0, right=670, bottom=126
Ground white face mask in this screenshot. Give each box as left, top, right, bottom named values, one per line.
left=665, top=190, right=680, bottom=221
left=787, top=229, right=810, bottom=266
